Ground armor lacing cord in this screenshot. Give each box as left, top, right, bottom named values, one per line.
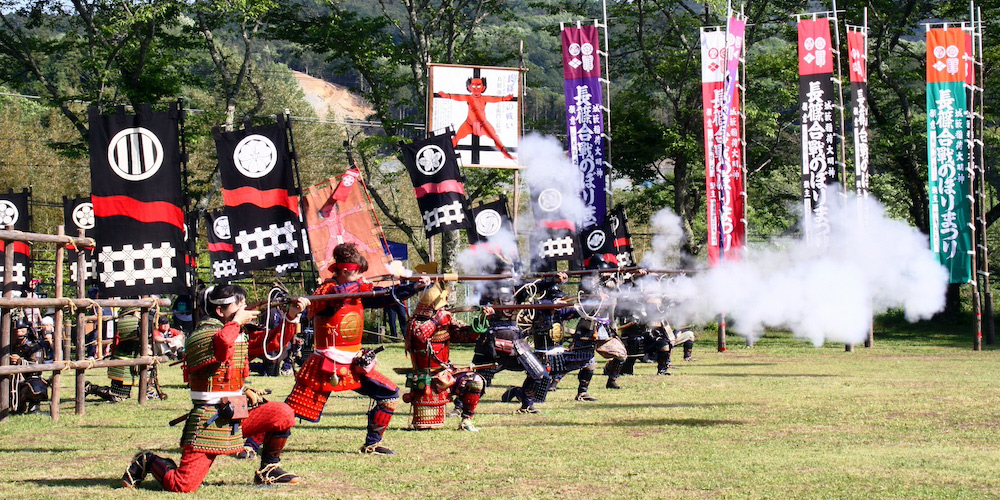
left=263, top=286, right=288, bottom=362
left=574, top=292, right=605, bottom=322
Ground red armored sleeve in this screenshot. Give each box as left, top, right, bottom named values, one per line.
left=212, top=321, right=242, bottom=364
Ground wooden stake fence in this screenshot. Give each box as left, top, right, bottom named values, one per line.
left=0, top=226, right=170, bottom=422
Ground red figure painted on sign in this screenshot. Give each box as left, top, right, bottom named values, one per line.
left=436, top=77, right=515, bottom=159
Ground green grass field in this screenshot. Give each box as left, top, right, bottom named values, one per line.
left=3, top=320, right=1000, bottom=500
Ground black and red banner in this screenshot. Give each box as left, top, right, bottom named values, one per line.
left=530, top=187, right=581, bottom=266
left=400, top=132, right=471, bottom=237
left=88, top=104, right=187, bottom=295
left=798, top=17, right=839, bottom=245
left=468, top=196, right=514, bottom=254
left=581, top=219, right=617, bottom=266
left=214, top=115, right=305, bottom=272
left=0, top=189, right=31, bottom=295
left=608, top=205, right=635, bottom=267
left=205, top=209, right=248, bottom=282
left=63, top=195, right=98, bottom=286
left=847, top=28, right=869, bottom=200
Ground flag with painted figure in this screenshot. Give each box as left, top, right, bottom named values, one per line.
left=926, top=26, right=972, bottom=283
left=63, top=195, right=98, bottom=286
left=0, top=189, right=31, bottom=295
left=400, top=131, right=472, bottom=238
left=88, top=104, right=187, bottom=295
left=214, top=115, right=306, bottom=272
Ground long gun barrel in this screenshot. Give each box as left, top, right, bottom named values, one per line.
left=368, top=273, right=513, bottom=282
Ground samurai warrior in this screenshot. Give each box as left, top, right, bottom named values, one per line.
left=472, top=259, right=551, bottom=414
left=563, top=255, right=628, bottom=394
left=282, top=243, right=429, bottom=455
left=86, top=306, right=147, bottom=402
left=122, top=284, right=308, bottom=491
left=404, top=281, right=485, bottom=431
left=9, top=316, right=48, bottom=414
left=619, top=304, right=696, bottom=376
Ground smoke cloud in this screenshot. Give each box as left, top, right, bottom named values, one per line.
left=520, top=133, right=588, bottom=226
left=629, top=194, right=949, bottom=346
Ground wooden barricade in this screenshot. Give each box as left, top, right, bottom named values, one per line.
left=0, top=226, right=170, bottom=422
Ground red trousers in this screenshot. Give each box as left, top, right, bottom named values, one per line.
left=160, top=401, right=295, bottom=493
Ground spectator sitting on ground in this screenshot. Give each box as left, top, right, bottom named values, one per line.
left=153, top=316, right=185, bottom=359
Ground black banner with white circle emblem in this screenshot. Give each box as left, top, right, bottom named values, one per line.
left=63, top=195, right=98, bottom=287
left=204, top=210, right=249, bottom=282
left=467, top=197, right=513, bottom=249
left=88, top=104, right=188, bottom=296
left=0, top=189, right=32, bottom=295
left=400, top=131, right=471, bottom=237
left=214, top=116, right=306, bottom=272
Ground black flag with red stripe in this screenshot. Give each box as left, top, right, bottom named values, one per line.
left=0, top=189, right=32, bottom=295
left=88, top=104, right=187, bottom=295
left=400, top=132, right=471, bottom=237
left=214, top=116, right=305, bottom=272
left=467, top=196, right=514, bottom=254
left=205, top=209, right=248, bottom=282
left=529, top=186, right=581, bottom=267
left=63, top=195, right=98, bottom=286
left=607, top=205, right=636, bottom=267
left=581, top=219, right=618, bottom=267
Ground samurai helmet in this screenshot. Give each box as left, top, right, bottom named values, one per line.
left=417, top=282, right=448, bottom=311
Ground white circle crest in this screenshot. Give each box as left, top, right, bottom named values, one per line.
left=233, top=134, right=278, bottom=178
left=587, top=229, right=606, bottom=251
left=72, top=202, right=95, bottom=230
left=107, top=127, right=164, bottom=181
left=0, top=200, right=19, bottom=226
left=537, top=188, right=563, bottom=213
left=213, top=215, right=232, bottom=240
left=475, top=209, right=503, bottom=237
left=415, top=145, right=446, bottom=176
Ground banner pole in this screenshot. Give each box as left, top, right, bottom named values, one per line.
left=974, top=4, right=994, bottom=344
left=285, top=110, right=319, bottom=287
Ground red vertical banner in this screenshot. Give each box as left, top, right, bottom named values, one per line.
left=798, top=17, right=838, bottom=247
left=702, top=23, right=745, bottom=267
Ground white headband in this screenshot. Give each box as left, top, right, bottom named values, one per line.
left=209, top=295, right=238, bottom=305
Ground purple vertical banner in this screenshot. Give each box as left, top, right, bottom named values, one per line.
left=562, top=24, right=607, bottom=227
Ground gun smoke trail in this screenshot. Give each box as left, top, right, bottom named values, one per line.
left=631, top=194, right=949, bottom=346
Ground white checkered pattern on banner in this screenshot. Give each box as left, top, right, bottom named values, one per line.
left=617, top=252, right=633, bottom=267
left=235, top=221, right=300, bottom=263
left=69, top=259, right=99, bottom=283
left=540, top=237, right=575, bottom=259
left=422, top=200, right=465, bottom=232
left=276, top=261, right=299, bottom=274
left=0, top=262, right=27, bottom=285
left=98, top=242, right=178, bottom=286
left=213, top=259, right=239, bottom=279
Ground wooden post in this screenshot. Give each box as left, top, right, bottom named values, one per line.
left=137, top=305, right=149, bottom=405
left=75, top=230, right=86, bottom=415
left=51, top=225, right=65, bottom=421
left=0, top=226, right=13, bottom=421
left=717, top=313, right=727, bottom=352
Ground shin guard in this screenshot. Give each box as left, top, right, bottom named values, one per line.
left=365, top=399, right=397, bottom=446
left=260, top=429, right=291, bottom=465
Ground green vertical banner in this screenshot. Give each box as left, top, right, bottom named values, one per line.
left=926, top=27, right=971, bottom=283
